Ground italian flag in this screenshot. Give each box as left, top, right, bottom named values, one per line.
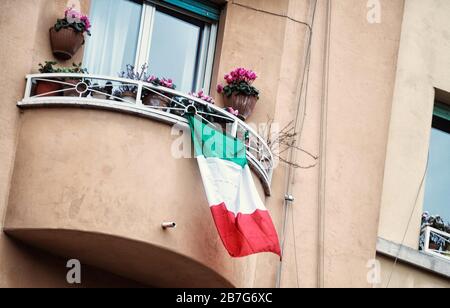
left=189, top=115, right=281, bottom=258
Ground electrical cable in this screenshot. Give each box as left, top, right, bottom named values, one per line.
left=275, top=0, right=318, bottom=288
left=228, top=0, right=319, bottom=289
left=386, top=151, right=430, bottom=288
left=231, top=0, right=312, bottom=33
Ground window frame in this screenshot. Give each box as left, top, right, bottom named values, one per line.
left=422, top=101, right=450, bottom=223
left=134, top=0, right=218, bottom=93
left=433, top=101, right=450, bottom=133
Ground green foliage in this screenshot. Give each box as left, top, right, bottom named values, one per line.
left=38, top=61, right=58, bottom=73
left=223, top=81, right=259, bottom=98
left=38, top=61, right=88, bottom=74
left=54, top=18, right=91, bottom=36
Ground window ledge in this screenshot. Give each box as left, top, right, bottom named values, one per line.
left=377, top=237, right=450, bottom=279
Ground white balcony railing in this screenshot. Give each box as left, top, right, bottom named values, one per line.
left=19, top=73, right=274, bottom=195
left=421, top=226, right=450, bottom=261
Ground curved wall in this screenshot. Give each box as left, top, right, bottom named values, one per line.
left=4, top=108, right=266, bottom=287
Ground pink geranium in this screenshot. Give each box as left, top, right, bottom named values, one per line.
left=226, top=107, right=239, bottom=116
left=65, top=7, right=81, bottom=23
left=81, top=15, right=91, bottom=30
left=190, top=90, right=215, bottom=104
left=146, top=75, right=176, bottom=89
left=216, top=67, right=260, bottom=98
left=216, top=84, right=224, bottom=94
left=223, top=67, right=258, bottom=85
left=58, top=6, right=92, bottom=35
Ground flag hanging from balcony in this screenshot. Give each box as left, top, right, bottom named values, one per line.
left=188, top=115, right=281, bottom=258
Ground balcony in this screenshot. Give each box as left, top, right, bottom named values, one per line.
left=4, top=73, right=275, bottom=287
left=420, top=226, right=450, bottom=261
left=19, top=73, right=274, bottom=194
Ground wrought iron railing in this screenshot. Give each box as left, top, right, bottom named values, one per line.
left=19, top=73, right=274, bottom=195
left=420, top=226, right=450, bottom=261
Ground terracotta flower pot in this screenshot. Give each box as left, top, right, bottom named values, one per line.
left=224, top=93, right=258, bottom=121
left=91, top=92, right=108, bottom=100
left=121, top=91, right=136, bottom=103
left=49, top=27, right=85, bottom=60
left=142, top=93, right=171, bottom=109
left=63, top=79, right=81, bottom=97
left=429, top=243, right=439, bottom=250
left=35, top=80, right=62, bottom=97
left=61, top=79, right=90, bottom=97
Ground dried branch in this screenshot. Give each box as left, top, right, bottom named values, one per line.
left=265, top=118, right=319, bottom=169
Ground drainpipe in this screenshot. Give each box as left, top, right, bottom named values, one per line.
left=275, top=0, right=317, bottom=288
left=318, top=0, right=332, bottom=289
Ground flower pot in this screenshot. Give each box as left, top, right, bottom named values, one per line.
left=121, top=91, right=136, bottom=103
left=142, top=93, right=171, bottom=109
left=63, top=79, right=81, bottom=97
left=91, top=92, right=108, bottom=100
left=224, top=94, right=258, bottom=121
left=429, top=243, right=439, bottom=250
left=49, top=27, right=85, bottom=60
left=35, top=80, right=62, bottom=97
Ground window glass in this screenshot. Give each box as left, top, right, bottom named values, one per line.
left=83, top=0, right=217, bottom=93
left=83, top=0, right=142, bottom=76
left=423, top=126, right=450, bottom=222
left=147, top=9, right=202, bottom=92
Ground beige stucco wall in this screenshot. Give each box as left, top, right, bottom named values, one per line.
left=378, top=0, right=450, bottom=249
left=376, top=0, right=450, bottom=288
left=213, top=0, right=315, bottom=288
left=0, top=0, right=138, bottom=288
left=377, top=255, right=450, bottom=288
left=215, top=0, right=406, bottom=288
left=5, top=0, right=444, bottom=288
left=318, top=0, right=405, bottom=287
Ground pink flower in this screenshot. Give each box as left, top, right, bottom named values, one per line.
left=65, top=7, right=81, bottom=24
left=161, top=78, right=174, bottom=89
left=246, top=70, right=257, bottom=82
left=226, top=107, right=239, bottom=116
left=216, top=84, right=223, bottom=94
left=64, top=6, right=75, bottom=17
left=224, top=74, right=234, bottom=84
left=81, top=15, right=91, bottom=29
left=223, top=68, right=257, bottom=83
left=191, top=90, right=215, bottom=104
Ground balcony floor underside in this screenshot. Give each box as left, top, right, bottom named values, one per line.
left=3, top=228, right=234, bottom=288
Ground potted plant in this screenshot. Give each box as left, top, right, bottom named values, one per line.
left=420, top=213, right=450, bottom=251
left=143, top=76, right=176, bottom=108
left=90, top=82, right=113, bottom=100
left=116, top=64, right=148, bottom=103
left=50, top=6, right=92, bottom=60
left=35, top=61, right=62, bottom=97
left=216, top=67, right=259, bottom=121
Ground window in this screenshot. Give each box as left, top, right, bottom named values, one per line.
left=423, top=102, right=450, bottom=222
left=83, top=0, right=219, bottom=93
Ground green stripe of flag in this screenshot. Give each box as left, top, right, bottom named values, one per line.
left=188, top=115, right=247, bottom=167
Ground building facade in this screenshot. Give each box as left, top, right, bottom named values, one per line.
left=0, top=0, right=448, bottom=288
